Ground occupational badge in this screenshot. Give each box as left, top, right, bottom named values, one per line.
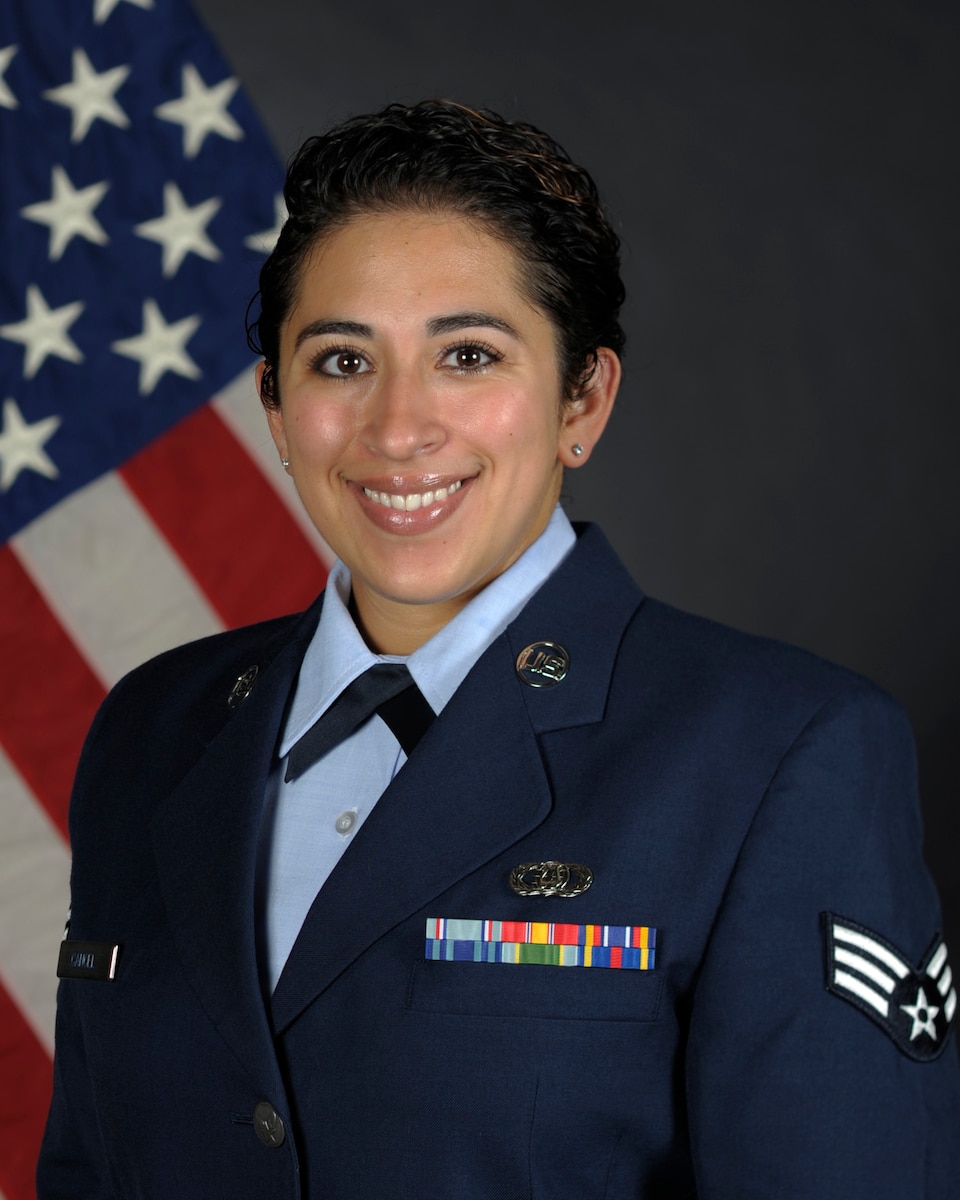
left=509, top=860, right=593, bottom=898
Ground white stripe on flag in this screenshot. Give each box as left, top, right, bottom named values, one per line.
left=0, top=748, right=70, bottom=1053
left=213, top=370, right=334, bottom=564
left=13, top=472, right=224, bottom=688
left=832, top=922, right=910, bottom=979
left=833, top=946, right=897, bottom=994
left=834, top=968, right=890, bottom=1018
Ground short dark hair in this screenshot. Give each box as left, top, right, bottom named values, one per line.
left=247, top=99, right=625, bottom=408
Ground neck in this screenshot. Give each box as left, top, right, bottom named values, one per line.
left=349, top=590, right=468, bottom=656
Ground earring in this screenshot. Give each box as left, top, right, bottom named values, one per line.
left=280, top=458, right=290, bottom=469
left=571, top=444, right=584, bottom=457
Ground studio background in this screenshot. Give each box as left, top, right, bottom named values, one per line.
left=192, top=0, right=959, bottom=937
left=3, top=4, right=955, bottom=1193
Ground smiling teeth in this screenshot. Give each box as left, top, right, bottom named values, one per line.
left=363, top=480, right=462, bottom=510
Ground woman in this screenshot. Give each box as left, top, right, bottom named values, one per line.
left=39, top=101, right=959, bottom=1198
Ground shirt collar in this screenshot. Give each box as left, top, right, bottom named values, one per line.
left=279, top=505, right=575, bottom=756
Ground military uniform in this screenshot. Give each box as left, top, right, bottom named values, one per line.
left=39, top=525, right=960, bottom=1198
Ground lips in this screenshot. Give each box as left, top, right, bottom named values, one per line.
left=362, top=480, right=463, bottom=511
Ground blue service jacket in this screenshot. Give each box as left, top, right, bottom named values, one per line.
left=38, top=524, right=960, bottom=1198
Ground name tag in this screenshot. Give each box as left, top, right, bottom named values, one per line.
left=57, top=940, right=120, bottom=981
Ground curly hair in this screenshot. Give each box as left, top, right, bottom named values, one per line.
left=247, top=99, right=626, bottom=407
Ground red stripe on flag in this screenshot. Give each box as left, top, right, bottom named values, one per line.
left=0, top=547, right=105, bottom=841
left=0, top=978, right=53, bottom=1200
left=121, top=405, right=328, bottom=629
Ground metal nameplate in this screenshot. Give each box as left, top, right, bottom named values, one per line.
left=57, top=939, right=120, bottom=981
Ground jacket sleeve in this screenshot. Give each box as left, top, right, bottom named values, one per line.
left=36, top=982, right=115, bottom=1200
left=35, top=683, right=120, bottom=1200
left=685, top=683, right=960, bottom=1198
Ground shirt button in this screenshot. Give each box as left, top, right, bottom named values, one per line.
left=335, top=810, right=357, bottom=835
left=253, top=1101, right=285, bottom=1148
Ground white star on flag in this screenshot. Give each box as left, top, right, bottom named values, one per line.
left=0, top=284, right=85, bottom=378
left=0, top=44, right=17, bottom=110
left=245, top=194, right=286, bottom=254
left=21, top=166, right=110, bottom=261
left=94, top=0, right=155, bottom=24
left=155, top=63, right=242, bottom=158
left=111, top=298, right=201, bottom=394
left=900, top=986, right=940, bottom=1042
left=44, top=48, right=130, bottom=143
left=134, top=182, right=222, bottom=276
left=0, top=398, right=62, bottom=491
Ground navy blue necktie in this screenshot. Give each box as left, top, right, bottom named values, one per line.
left=284, top=663, right=435, bottom=782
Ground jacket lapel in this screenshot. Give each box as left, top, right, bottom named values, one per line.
left=270, top=524, right=644, bottom=1034
left=150, top=603, right=320, bottom=1083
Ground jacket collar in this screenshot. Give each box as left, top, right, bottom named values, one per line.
left=150, top=598, right=321, bottom=1086
left=269, top=523, right=644, bottom=1033
left=151, top=524, right=644, bottom=1057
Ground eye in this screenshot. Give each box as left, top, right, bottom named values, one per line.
left=440, top=342, right=502, bottom=372
left=311, top=348, right=370, bottom=377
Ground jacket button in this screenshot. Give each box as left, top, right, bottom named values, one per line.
left=253, top=1101, right=285, bottom=1148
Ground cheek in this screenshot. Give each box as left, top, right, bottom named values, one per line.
left=288, top=400, right=356, bottom=456
left=465, top=386, right=562, bottom=447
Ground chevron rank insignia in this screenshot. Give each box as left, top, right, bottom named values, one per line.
left=823, top=913, right=956, bottom=1061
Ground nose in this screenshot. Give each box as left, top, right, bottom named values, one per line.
left=361, top=366, right=445, bottom=460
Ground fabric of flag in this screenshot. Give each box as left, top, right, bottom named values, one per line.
left=0, top=3, right=331, bottom=1196
left=425, top=918, right=657, bottom=969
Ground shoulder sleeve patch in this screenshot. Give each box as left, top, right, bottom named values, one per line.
left=822, top=912, right=956, bottom=1062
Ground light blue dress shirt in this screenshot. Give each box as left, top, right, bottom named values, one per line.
left=256, top=505, right=576, bottom=991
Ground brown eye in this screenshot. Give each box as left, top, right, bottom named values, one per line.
left=441, top=343, right=501, bottom=371
left=315, top=348, right=370, bottom=377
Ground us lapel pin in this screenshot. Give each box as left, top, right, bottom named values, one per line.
left=227, top=665, right=259, bottom=709
left=515, top=642, right=569, bottom=687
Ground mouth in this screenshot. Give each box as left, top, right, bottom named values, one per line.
left=362, top=480, right=464, bottom=511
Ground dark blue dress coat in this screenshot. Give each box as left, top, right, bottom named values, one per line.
left=38, top=524, right=960, bottom=1197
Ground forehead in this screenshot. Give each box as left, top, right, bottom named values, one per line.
left=284, top=209, right=545, bottom=332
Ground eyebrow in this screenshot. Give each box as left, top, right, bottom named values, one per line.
left=293, top=319, right=372, bottom=351
left=426, top=312, right=521, bottom=340
left=293, top=311, right=522, bottom=352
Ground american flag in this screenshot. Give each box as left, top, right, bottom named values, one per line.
left=0, top=2, right=330, bottom=1194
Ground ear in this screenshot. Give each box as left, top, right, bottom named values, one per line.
left=256, top=361, right=289, bottom=466
left=557, top=348, right=621, bottom=467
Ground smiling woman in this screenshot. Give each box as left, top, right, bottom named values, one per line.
left=38, top=101, right=959, bottom=1199
left=260, top=209, right=618, bottom=652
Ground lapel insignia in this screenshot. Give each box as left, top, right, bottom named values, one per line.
left=509, top=860, right=593, bottom=897
left=425, top=917, right=656, bottom=969
left=823, top=912, right=956, bottom=1061
left=515, top=641, right=569, bottom=687
left=227, top=664, right=259, bottom=709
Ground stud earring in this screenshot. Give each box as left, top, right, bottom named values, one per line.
left=280, top=458, right=290, bottom=469
left=571, top=444, right=584, bottom=457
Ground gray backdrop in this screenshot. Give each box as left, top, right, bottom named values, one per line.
left=193, top=0, right=959, bottom=937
